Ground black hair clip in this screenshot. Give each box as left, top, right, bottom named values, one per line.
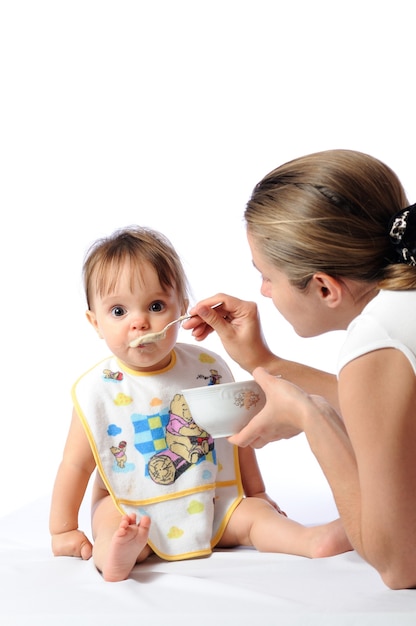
left=389, top=203, right=416, bottom=266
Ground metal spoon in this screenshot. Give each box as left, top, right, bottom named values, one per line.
left=129, top=303, right=223, bottom=348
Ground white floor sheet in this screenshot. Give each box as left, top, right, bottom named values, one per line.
left=2, top=494, right=416, bottom=626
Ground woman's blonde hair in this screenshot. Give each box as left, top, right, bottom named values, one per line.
left=83, top=226, right=190, bottom=310
left=245, top=149, right=416, bottom=290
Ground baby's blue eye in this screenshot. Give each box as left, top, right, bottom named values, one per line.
left=111, top=306, right=126, bottom=317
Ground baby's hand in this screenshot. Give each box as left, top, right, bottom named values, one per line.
left=51, top=529, right=93, bottom=560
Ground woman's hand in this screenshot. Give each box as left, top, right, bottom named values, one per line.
left=184, top=293, right=274, bottom=373
left=229, top=367, right=314, bottom=448
left=51, top=529, right=93, bottom=560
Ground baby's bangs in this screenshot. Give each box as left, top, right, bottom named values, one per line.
left=93, top=250, right=145, bottom=298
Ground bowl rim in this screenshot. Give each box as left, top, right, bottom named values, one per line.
left=181, top=379, right=260, bottom=394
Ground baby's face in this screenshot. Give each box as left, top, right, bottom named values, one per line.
left=86, top=259, right=185, bottom=372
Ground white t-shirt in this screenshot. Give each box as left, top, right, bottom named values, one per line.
left=337, top=290, right=416, bottom=376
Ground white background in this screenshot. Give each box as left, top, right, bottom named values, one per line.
left=1, top=1, right=415, bottom=524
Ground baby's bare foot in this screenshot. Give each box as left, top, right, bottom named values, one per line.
left=102, top=513, right=151, bottom=582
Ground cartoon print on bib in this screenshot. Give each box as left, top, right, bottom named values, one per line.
left=110, top=440, right=127, bottom=468
left=103, top=366, right=218, bottom=486
left=148, top=393, right=214, bottom=485
left=103, top=368, right=123, bottom=381
left=196, top=368, right=222, bottom=385
left=101, top=371, right=136, bottom=473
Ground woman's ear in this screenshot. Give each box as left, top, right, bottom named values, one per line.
left=85, top=309, right=103, bottom=338
left=310, top=272, right=343, bottom=308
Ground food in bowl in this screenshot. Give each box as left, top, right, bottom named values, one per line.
left=181, top=379, right=266, bottom=438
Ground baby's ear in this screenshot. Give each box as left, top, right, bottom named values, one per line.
left=182, top=298, right=190, bottom=315
left=85, top=309, right=103, bottom=338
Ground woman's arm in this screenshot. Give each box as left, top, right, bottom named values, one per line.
left=49, top=408, right=96, bottom=560
left=230, top=354, right=416, bottom=589
left=333, top=348, right=416, bottom=589
left=186, top=293, right=339, bottom=409
left=299, top=348, right=416, bottom=590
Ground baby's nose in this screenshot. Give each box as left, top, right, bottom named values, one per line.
left=131, top=315, right=150, bottom=330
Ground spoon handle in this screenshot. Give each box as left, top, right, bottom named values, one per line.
left=164, top=314, right=193, bottom=331
left=167, top=303, right=223, bottom=330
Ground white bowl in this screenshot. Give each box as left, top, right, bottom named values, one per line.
left=181, top=379, right=266, bottom=438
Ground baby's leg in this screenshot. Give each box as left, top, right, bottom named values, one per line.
left=92, top=496, right=152, bottom=581
left=218, top=497, right=352, bottom=558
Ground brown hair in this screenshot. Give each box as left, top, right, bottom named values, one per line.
left=83, top=226, right=190, bottom=310
left=245, top=149, right=416, bottom=290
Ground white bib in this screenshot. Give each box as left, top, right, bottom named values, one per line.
left=72, top=344, right=243, bottom=560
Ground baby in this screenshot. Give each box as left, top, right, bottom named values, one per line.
left=49, top=226, right=351, bottom=581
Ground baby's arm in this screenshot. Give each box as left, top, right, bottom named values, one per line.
left=49, top=408, right=96, bottom=559
left=238, top=446, right=286, bottom=515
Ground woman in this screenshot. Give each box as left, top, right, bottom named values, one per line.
left=183, top=149, right=416, bottom=589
